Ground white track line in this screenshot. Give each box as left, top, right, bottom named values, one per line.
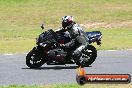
left=3, top=53, right=14, bottom=55
left=105, top=50, right=118, bottom=51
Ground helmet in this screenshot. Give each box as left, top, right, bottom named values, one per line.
left=62, top=16, right=74, bottom=29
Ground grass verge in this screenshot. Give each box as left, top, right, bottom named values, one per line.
left=0, top=0, right=132, bottom=53
left=1, top=84, right=132, bottom=88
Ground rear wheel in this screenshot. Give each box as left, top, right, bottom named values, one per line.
left=26, top=48, right=46, bottom=68
left=76, top=45, right=97, bottom=67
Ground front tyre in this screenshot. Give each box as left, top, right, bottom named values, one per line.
left=76, top=45, right=97, bottom=67
left=26, top=48, right=45, bottom=68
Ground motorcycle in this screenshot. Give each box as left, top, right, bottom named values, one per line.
left=26, top=25, right=102, bottom=68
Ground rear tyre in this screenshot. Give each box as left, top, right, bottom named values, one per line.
left=76, top=45, right=97, bottom=67
left=26, top=48, right=45, bottom=68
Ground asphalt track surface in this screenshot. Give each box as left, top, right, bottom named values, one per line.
left=0, top=50, right=132, bottom=85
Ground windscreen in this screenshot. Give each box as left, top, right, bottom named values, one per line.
left=38, top=29, right=57, bottom=44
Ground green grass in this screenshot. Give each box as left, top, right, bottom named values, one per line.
left=0, top=0, right=132, bottom=25
left=1, top=84, right=132, bottom=88
left=0, top=0, right=132, bottom=53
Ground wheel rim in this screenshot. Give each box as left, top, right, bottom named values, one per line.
left=29, top=53, right=43, bottom=66
left=75, top=45, right=97, bottom=67
left=81, top=49, right=93, bottom=61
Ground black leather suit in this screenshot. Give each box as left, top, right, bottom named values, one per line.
left=56, top=22, right=89, bottom=61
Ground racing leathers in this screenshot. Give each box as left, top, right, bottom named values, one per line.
left=56, top=22, right=89, bottom=62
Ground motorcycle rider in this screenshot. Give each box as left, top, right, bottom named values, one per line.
left=56, top=16, right=88, bottom=64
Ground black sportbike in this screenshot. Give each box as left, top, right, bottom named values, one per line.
left=26, top=27, right=102, bottom=68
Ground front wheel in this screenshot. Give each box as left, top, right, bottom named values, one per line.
left=76, top=45, right=97, bottom=67
left=26, top=48, right=45, bottom=68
